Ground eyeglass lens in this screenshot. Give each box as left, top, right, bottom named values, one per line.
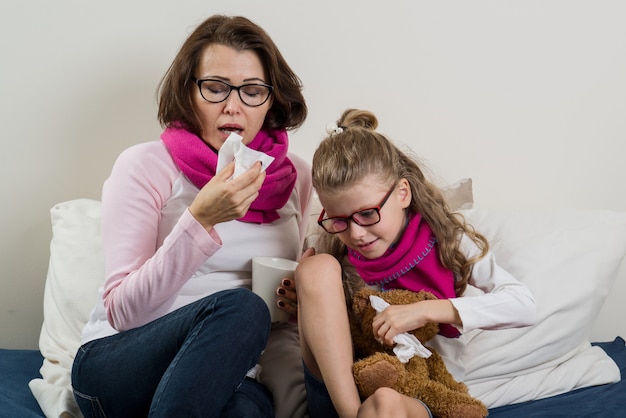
left=321, top=209, right=381, bottom=233
left=318, top=184, right=396, bottom=234
left=198, top=79, right=271, bottom=107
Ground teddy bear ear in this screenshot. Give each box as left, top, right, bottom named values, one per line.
left=418, top=290, right=439, bottom=301
left=356, top=287, right=376, bottom=297
left=352, top=288, right=374, bottom=316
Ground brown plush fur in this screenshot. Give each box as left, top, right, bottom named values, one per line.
left=350, top=288, right=488, bottom=418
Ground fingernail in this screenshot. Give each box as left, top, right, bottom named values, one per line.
left=282, top=279, right=291, bottom=287
left=278, top=301, right=285, bottom=307
left=277, top=288, right=286, bottom=295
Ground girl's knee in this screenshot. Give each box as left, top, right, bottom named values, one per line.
left=359, top=388, right=431, bottom=418
left=366, top=387, right=401, bottom=407
left=296, top=254, right=341, bottom=289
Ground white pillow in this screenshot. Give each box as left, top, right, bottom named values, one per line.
left=457, top=208, right=626, bottom=408
left=441, top=177, right=474, bottom=210
left=29, top=199, right=103, bottom=418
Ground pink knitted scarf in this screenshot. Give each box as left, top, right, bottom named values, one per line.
left=348, top=213, right=460, bottom=337
left=161, top=126, right=297, bottom=224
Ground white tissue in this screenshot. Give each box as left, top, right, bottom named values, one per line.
left=369, top=295, right=432, bottom=363
left=216, top=132, right=274, bottom=179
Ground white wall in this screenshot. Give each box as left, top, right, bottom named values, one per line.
left=1, top=0, right=625, bottom=349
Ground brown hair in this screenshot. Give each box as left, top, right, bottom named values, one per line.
left=157, top=15, right=307, bottom=136
left=313, top=109, right=488, bottom=296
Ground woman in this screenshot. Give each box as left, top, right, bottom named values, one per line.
left=71, top=15, right=311, bottom=418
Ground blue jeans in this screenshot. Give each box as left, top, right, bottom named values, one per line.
left=303, top=361, right=433, bottom=418
left=303, top=361, right=339, bottom=418
left=71, top=288, right=273, bottom=418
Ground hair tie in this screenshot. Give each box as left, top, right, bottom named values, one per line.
left=325, top=122, right=344, bottom=136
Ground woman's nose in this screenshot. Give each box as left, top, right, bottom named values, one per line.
left=223, top=90, right=243, bottom=113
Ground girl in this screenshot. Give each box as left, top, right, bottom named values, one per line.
left=296, top=109, right=536, bottom=418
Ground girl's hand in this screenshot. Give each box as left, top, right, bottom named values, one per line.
left=189, top=161, right=266, bottom=231
left=372, top=299, right=459, bottom=346
left=276, top=247, right=316, bottom=319
left=372, top=303, right=424, bottom=346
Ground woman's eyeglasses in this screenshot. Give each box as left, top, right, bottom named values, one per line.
left=192, top=78, right=273, bottom=107
left=317, top=185, right=396, bottom=234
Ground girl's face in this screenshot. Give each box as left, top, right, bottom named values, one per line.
left=318, top=176, right=412, bottom=259
left=193, top=44, right=272, bottom=150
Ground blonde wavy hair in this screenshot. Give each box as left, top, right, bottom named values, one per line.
left=312, top=109, right=489, bottom=297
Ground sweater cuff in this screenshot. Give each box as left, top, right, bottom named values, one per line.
left=180, top=208, right=223, bottom=251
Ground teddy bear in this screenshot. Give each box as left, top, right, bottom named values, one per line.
left=350, top=287, right=488, bottom=418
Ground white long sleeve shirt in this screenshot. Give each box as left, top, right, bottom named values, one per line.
left=450, top=233, right=536, bottom=333
left=428, top=233, right=537, bottom=380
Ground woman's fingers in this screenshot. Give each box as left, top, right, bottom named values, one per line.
left=277, top=277, right=297, bottom=317
left=301, top=247, right=316, bottom=259
left=190, top=161, right=265, bottom=227
left=277, top=279, right=296, bottom=302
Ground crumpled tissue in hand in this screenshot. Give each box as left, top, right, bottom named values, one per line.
left=369, top=295, right=432, bottom=363
left=216, top=132, right=274, bottom=179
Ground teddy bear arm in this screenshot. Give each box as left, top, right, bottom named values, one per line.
left=391, top=357, right=432, bottom=399
left=425, top=351, right=470, bottom=393
left=416, top=380, right=488, bottom=418
left=353, top=352, right=408, bottom=398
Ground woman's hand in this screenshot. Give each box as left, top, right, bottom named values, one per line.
left=189, top=161, right=266, bottom=231
left=276, top=247, right=316, bottom=319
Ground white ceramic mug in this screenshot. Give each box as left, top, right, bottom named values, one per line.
left=251, top=256, right=298, bottom=323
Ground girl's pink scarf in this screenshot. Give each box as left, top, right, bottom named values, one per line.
left=161, top=126, right=296, bottom=224
left=348, top=213, right=460, bottom=337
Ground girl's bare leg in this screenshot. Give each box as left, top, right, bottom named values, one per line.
left=358, top=388, right=431, bottom=418
left=296, top=254, right=362, bottom=418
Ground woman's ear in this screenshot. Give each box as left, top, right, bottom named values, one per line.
left=397, top=178, right=412, bottom=209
